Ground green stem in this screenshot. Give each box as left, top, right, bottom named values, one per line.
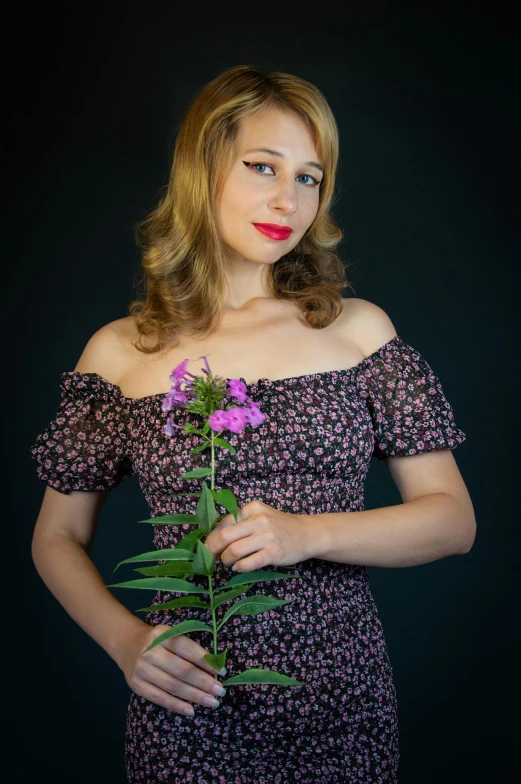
left=210, top=431, right=215, bottom=491
left=209, top=429, right=217, bottom=655
left=207, top=576, right=218, bottom=655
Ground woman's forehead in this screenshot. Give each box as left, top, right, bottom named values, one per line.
left=234, top=109, right=320, bottom=160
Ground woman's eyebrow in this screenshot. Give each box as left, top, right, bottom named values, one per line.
left=243, top=147, right=323, bottom=173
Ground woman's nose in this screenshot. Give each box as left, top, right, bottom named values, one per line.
left=267, top=178, right=298, bottom=214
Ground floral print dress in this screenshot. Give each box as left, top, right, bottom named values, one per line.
left=30, top=335, right=467, bottom=784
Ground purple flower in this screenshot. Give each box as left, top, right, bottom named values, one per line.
left=169, top=359, right=190, bottom=384
left=243, top=404, right=265, bottom=427
left=162, top=385, right=189, bottom=412
left=163, top=417, right=183, bottom=436
left=197, top=355, right=212, bottom=375
left=227, top=378, right=248, bottom=404
left=208, top=409, right=230, bottom=433
left=224, top=406, right=249, bottom=434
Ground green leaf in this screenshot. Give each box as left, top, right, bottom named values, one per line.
left=213, top=437, right=237, bottom=455
left=204, top=650, right=228, bottom=672
left=142, top=621, right=214, bottom=654
left=210, top=488, right=238, bottom=521
left=192, top=540, right=215, bottom=577
left=135, top=596, right=210, bottom=612
left=191, top=442, right=210, bottom=454
left=134, top=562, right=194, bottom=577
left=137, top=514, right=199, bottom=526
left=180, top=467, right=212, bottom=479
left=106, top=578, right=207, bottom=593
left=217, top=595, right=293, bottom=632
left=214, top=571, right=301, bottom=592
left=114, top=548, right=195, bottom=571
left=221, top=668, right=304, bottom=687
left=175, top=528, right=205, bottom=552
left=195, top=481, right=218, bottom=534
left=213, top=586, right=247, bottom=608
left=190, top=427, right=207, bottom=436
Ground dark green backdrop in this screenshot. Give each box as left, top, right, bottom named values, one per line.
left=10, top=2, right=518, bottom=783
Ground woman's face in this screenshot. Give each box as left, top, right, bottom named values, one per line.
left=216, top=107, right=323, bottom=265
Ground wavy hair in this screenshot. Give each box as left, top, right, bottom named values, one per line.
left=129, top=64, right=353, bottom=353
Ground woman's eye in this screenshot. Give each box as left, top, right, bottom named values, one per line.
left=251, top=163, right=275, bottom=175
left=243, top=161, right=321, bottom=187
left=296, top=174, right=321, bottom=187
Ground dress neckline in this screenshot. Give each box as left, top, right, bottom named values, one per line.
left=65, top=334, right=402, bottom=403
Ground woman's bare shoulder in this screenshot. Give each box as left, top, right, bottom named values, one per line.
left=341, top=297, right=398, bottom=357
left=73, top=317, right=136, bottom=383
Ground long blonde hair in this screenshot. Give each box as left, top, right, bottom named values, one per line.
left=129, top=65, right=353, bottom=353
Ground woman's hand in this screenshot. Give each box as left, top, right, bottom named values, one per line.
left=118, top=623, right=227, bottom=717
left=205, top=499, right=314, bottom=572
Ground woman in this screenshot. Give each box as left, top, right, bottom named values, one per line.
left=30, top=65, right=475, bottom=783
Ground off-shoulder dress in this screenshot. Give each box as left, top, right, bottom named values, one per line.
left=30, top=335, right=467, bottom=784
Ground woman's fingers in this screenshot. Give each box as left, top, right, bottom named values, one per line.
left=220, top=531, right=273, bottom=568
left=204, top=514, right=239, bottom=556
left=217, top=512, right=238, bottom=527
left=139, top=683, right=197, bottom=717
left=128, top=631, right=227, bottom=717
left=154, top=645, right=226, bottom=697
left=161, top=632, right=224, bottom=677
left=205, top=516, right=259, bottom=559
left=144, top=661, right=225, bottom=710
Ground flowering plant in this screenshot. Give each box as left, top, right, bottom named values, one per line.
left=107, top=356, right=303, bottom=688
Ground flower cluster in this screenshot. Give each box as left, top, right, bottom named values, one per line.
left=162, top=355, right=265, bottom=436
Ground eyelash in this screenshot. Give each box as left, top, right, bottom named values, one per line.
left=242, top=161, right=322, bottom=187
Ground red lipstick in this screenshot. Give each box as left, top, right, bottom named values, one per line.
left=253, top=223, right=293, bottom=241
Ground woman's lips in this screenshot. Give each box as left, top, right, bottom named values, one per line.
left=253, top=223, right=293, bottom=241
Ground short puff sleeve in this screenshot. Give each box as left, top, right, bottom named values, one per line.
left=30, top=372, right=135, bottom=494
left=357, top=335, right=467, bottom=460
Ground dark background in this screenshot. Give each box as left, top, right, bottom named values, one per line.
left=8, top=2, right=518, bottom=782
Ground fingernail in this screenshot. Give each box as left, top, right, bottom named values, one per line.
left=203, top=696, right=220, bottom=708
left=212, top=684, right=227, bottom=697
left=183, top=706, right=195, bottom=717
left=219, top=667, right=227, bottom=676
left=231, top=565, right=237, bottom=571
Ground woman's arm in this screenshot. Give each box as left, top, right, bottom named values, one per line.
left=32, top=484, right=226, bottom=716
left=31, top=486, right=149, bottom=667
left=305, top=448, right=476, bottom=568
left=305, top=492, right=475, bottom=569
left=206, top=450, right=476, bottom=571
